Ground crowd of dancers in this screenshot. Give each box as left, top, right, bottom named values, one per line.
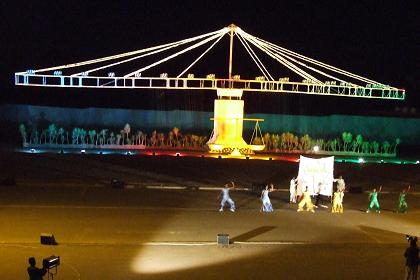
left=218, top=178, right=412, bottom=214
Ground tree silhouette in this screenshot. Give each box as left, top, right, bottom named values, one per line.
left=47, top=123, right=57, bottom=144
left=57, top=128, right=65, bottom=144
left=88, top=130, right=97, bottom=145
left=19, top=124, right=27, bottom=146
left=123, top=124, right=131, bottom=145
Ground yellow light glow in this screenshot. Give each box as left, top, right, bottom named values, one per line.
left=249, top=144, right=265, bottom=151
left=207, top=97, right=248, bottom=151
left=230, top=148, right=242, bottom=157
left=130, top=244, right=278, bottom=274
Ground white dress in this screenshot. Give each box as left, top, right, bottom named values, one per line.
left=261, top=189, right=273, bottom=212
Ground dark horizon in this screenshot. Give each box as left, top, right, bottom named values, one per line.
left=2, top=1, right=419, bottom=116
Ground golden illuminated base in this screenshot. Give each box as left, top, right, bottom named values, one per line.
left=208, top=144, right=265, bottom=155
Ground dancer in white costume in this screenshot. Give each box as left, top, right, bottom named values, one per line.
left=289, top=177, right=297, bottom=203
left=261, top=184, right=275, bottom=212
left=334, top=176, right=346, bottom=192
left=219, top=182, right=236, bottom=212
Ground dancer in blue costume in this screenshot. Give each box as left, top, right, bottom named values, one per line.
left=219, top=181, right=236, bottom=212
left=261, top=183, right=275, bottom=212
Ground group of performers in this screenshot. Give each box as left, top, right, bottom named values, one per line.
left=218, top=179, right=412, bottom=214
left=365, top=185, right=410, bottom=214
left=289, top=176, right=345, bottom=213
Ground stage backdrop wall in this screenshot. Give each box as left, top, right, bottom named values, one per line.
left=1, top=104, right=420, bottom=144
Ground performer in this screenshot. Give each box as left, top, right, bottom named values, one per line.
left=398, top=186, right=410, bottom=213
left=314, top=182, right=328, bottom=209
left=366, top=186, right=382, bottom=213
left=261, top=183, right=275, bottom=212
left=404, top=237, right=419, bottom=280
left=296, top=178, right=303, bottom=202
left=333, top=176, right=346, bottom=193
left=27, top=257, right=47, bottom=280
left=331, top=190, right=344, bottom=213
left=297, top=186, right=315, bottom=213
left=218, top=181, right=236, bottom=212
left=289, top=177, right=297, bottom=203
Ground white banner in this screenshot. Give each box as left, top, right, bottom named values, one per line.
left=297, top=155, right=334, bottom=196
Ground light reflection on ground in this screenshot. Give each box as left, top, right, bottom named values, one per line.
left=130, top=243, right=277, bottom=274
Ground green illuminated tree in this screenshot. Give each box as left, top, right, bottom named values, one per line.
left=47, top=124, right=57, bottom=144
left=393, top=138, right=401, bottom=154
left=79, top=129, right=87, bottom=144
left=330, top=138, right=338, bottom=152
left=98, top=129, right=108, bottom=145
left=382, top=141, right=391, bottom=154
left=57, top=128, right=65, bottom=144
left=19, top=124, right=27, bottom=146
left=361, top=141, right=370, bottom=153
left=88, top=130, right=97, bottom=145
left=370, top=141, right=379, bottom=154
left=355, top=134, right=363, bottom=153
left=72, top=128, right=79, bottom=144
left=342, top=132, right=353, bottom=151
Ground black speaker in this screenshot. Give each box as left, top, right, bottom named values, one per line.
left=217, top=234, right=229, bottom=246
left=40, top=233, right=57, bottom=245
left=111, top=179, right=125, bottom=189
left=349, top=186, right=363, bottom=193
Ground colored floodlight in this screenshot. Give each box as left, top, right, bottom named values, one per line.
left=80, top=149, right=86, bottom=154
left=313, top=145, right=320, bottom=152
left=358, top=158, right=365, bottom=163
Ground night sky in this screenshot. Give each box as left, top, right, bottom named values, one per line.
left=2, top=1, right=419, bottom=115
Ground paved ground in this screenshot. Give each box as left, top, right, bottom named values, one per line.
left=0, top=152, right=419, bottom=279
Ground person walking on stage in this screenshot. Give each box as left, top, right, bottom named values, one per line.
left=289, top=177, right=297, bottom=203
left=331, top=189, right=344, bottom=213
left=404, top=237, right=419, bottom=280
left=314, top=182, right=328, bottom=209
left=297, top=186, right=315, bottom=213
left=398, top=186, right=410, bottom=213
left=366, top=186, right=382, bottom=213
left=261, top=183, right=275, bottom=212
left=218, top=181, right=236, bottom=212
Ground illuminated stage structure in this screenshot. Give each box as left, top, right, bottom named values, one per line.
left=15, top=24, right=404, bottom=155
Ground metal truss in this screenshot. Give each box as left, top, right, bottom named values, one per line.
left=15, top=24, right=405, bottom=100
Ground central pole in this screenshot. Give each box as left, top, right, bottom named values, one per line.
left=228, top=24, right=235, bottom=85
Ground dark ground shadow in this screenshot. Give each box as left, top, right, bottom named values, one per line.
left=231, top=226, right=277, bottom=243
left=358, top=225, right=405, bottom=243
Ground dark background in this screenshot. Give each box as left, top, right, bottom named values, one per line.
left=1, top=0, right=419, bottom=116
